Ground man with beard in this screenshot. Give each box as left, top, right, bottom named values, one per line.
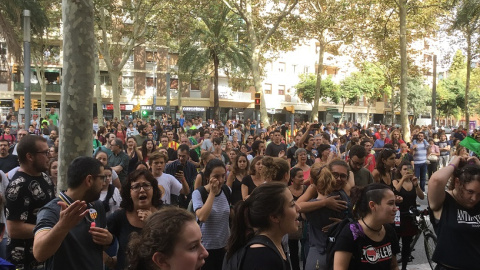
left=165, top=144, right=197, bottom=208
left=134, top=124, right=147, bottom=146
left=0, top=139, right=19, bottom=173
left=348, top=145, right=374, bottom=187
left=33, top=157, right=112, bottom=270
left=108, top=139, right=129, bottom=185
left=5, top=135, right=55, bottom=269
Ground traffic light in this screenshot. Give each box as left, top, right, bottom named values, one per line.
left=31, top=99, right=38, bottom=110
left=19, top=96, right=24, bottom=108
left=284, top=106, right=295, bottom=113
left=12, top=64, right=18, bottom=74
left=14, top=99, right=19, bottom=111
left=141, top=110, right=149, bottom=117
left=254, top=92, right=261, bottom=110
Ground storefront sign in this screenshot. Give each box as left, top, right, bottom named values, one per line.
left=0, top=100, right=13, bottom=107
left=183, top=107, right=205, bottom=112
left=141, top=105, right=165, bottom=111
left=105, top=104, right=135, bottom=111
left=296, top=110, right=307, bottom=114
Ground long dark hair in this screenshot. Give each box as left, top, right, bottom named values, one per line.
left=226, top=183, right=288, bottom=259
left=351, top=183, right=392, bottom=219
left=376, top=148, right=396, bottom=176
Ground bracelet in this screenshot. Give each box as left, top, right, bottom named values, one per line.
left=448, top=164, right=457, bottom=169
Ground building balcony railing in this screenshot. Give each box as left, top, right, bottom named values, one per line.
left=14, top=82, right=61, bottom=93
left=219, top=91, right=252, bottom=101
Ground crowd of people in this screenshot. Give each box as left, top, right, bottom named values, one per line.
left=0, top=111, right=478, bottom=270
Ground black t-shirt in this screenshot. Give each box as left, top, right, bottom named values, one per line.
left=265, top=142, right=287, bottom=157
left=0, top=154, right=19, bottom=173
left=287, top=146, right=298, bottom=167
left=242, top=246, right=290, bottom=270
left=6, top=171, right=55, bottom=270
left=107, top=209, right=142, bottom=270
left=241, top=175, right=258, bottom=196
left=34, top=195, right=106, bottom=270
left=432, top=192, right=480, bottom=269
left=334, top=222, right=399, bottom=270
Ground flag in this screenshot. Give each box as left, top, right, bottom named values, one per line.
left=459, top=136, right=480, bottom=156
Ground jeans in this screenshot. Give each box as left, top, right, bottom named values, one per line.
left=438, top=155, right=449, bottom=168
left=415, top=162, right=427, bottom=191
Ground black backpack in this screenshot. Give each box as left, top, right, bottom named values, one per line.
left=222, top=235, right=289, bottom=270
left=102, top=184, right=117, bottom=213
left=325, top=218, right=360, bottom=270
left=188, top=184, right=231, bottom=215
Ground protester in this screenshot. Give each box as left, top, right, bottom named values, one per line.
left=33, top=156, right=113, bottom=270
left=333, top=183, right=400, bottom=269
left=126, top=207, right=208, bottom=270
left=107, top=169, right=162, bottom=270
left=428, top=155, right=480, bottom=269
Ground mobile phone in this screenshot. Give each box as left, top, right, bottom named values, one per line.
left=406, top=165, right=414, bottom=174
left=312, top=124, right=320, bottom=129
left=176, top=164, right=184, bottom=174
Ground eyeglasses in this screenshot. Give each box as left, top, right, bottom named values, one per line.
left=332, top=172, right=348, bottom=180
left=95, top=174, right=107, bottom=183
left=131, top=182, right=152, bottom=192
left=36, top=150, right=51, bottom=157
left=248, top=137, right=253, bottom=140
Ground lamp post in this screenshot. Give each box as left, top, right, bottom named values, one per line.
left=166, top=54, right=171, bottom=117
left=152, top=63, right=157, bottom=120
left=24, top=10, right=31, bottom=127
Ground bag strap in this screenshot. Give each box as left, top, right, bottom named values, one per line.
left=240, top=235, right=287, bottom=270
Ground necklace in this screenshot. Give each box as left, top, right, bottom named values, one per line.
left=362, top=218, right=382, bottom=235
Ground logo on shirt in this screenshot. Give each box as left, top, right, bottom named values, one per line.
left=361, top=243, right=392, bottom=264
left=457, top=209, right=480, bottom=226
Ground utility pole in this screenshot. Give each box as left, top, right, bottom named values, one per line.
left=431, top=55, right=437, bottom=128
left=24, top=10, right=31, bottom=127
left=166, top=54, right=171, bottom=117
left=153, top=63, right=157, bottom=120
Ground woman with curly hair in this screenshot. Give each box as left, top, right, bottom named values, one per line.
left=127, top=207, right=208, bottom=270
left=106, top=169, right=163, bottom=270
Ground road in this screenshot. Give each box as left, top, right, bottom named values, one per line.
left=403, top=181, right=435, bottom=270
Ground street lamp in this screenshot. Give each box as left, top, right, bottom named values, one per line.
left=152, top=63, right=157, bottom=120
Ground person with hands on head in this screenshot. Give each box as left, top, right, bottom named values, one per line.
left=33, top=156, right=113, bottom=270
left=192, top=159, right=231, bottom=270
left=392, top=161, right=424, bottom=270
left=107, top=169, right=162, bottom=270
left=428, top=155, right=480, bottom=269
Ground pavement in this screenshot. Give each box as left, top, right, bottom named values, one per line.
left=407, top=264, right=432, bottom=270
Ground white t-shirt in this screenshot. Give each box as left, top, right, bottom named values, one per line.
left=99, top=186, right=122, bottom=215
left=156, top=173, right=182, bottom=204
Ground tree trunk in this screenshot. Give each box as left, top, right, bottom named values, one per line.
left=339, top=101, right=346, bottom=124
left=95, top=51, right=104, bottom=125
left=312, top=37, right=325, bottom=122
left=109, top=69, right=121, bottom=120
left=213, top=53, right=220, bottom=120
left=251, top=49, right=268, bottom=125
left=177, top=77, right=182, bottom=117
left=465, top=27, right=472, bottom=128
left=58, top=0, right=96, bottom=191
left=399, top=0, right=411, bottom=143
left=364, top=100, right=372, bottom=127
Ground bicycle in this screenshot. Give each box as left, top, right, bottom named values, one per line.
left=397, top=207, right=437, bottom=270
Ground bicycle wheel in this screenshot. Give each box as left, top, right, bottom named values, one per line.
left=424, top=232, right=437, bottom=270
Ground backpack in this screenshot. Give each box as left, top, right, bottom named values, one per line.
left=102, top=184, right=117, bottom=213
left=222, top=235, right=289, bottom=270
left=325, top=219, right=361, bottom=270
left=187, top=184, right=231, bottom=215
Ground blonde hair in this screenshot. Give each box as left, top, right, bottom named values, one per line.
left=310, top=163, right=336, bottom=195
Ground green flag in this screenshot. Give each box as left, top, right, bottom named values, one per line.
left=459, top=136, right=480, bottom=156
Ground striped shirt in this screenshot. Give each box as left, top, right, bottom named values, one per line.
left=412, top=139, right=428, bottom=164
left=192, top=188, right=230, bottom=249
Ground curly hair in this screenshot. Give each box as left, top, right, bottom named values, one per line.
left=120, top=169, right=162, bottom=212
left=127, top=207, right=196, bottom=270
left=261, top=156, right=290, bottom=182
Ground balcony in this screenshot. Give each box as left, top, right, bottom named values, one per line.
left=14, top=82, right=61, bottom=93
left=219, top=91, right=252, bottom=101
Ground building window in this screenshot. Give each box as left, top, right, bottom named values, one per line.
left=0, top=71, right=7, bottom=83
left=122, top=76, right=134, bottom=88
left=191, top=81, right=200, bottom=90
left=100, top=71, right=111, bottom=86
left=170, top=79, right=178, bottom=89
left=127, top=52, right=134, bottom=63
left=146, top=77, right=155, bottom=88
left=278, top=85, right=285, bottom=95
left=264, top=83, right=272, bottom=94
left=278, top=62, right=286, bottom=72
left=304, top=66, right=309, bottom=74
left=146, top=51, right=157, bottom=63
